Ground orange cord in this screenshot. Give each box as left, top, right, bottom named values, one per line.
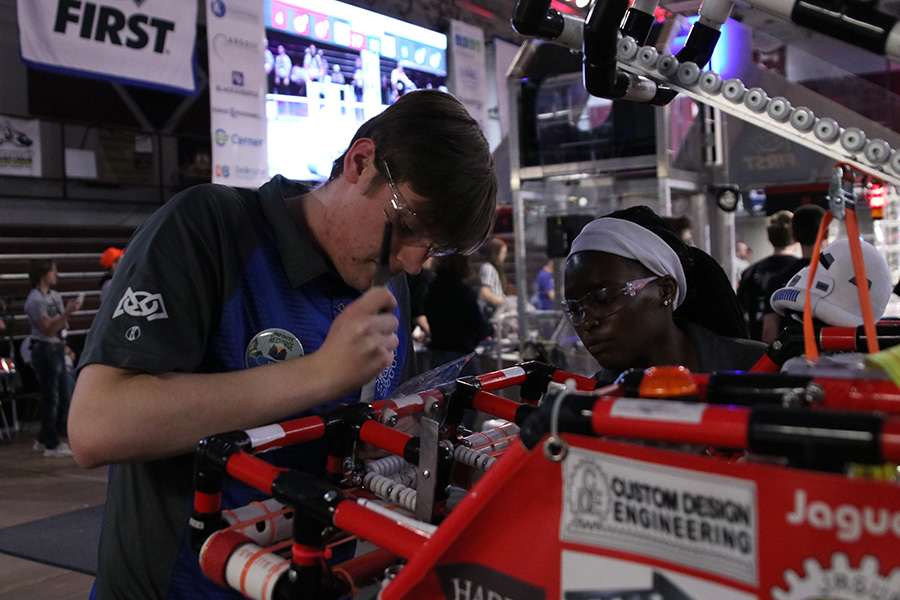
left=803, top=211, right=833, bottom=361
left=804, top=165, right=881, bottom=360
left=844, top=208, right=880, bottom=354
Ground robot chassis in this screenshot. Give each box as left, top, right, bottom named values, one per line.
left=193, top=324, right=900, bottom=599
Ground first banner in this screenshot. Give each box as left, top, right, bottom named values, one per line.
left=17, top=0, right=198, bottom=94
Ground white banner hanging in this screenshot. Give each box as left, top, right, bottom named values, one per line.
left=206, top=0, right=268, bottom=188
left=449, top=19, right=488, bottom=134
left=17, top=0, right=198, bottom=94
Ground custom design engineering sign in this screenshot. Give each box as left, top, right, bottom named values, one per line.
left=390, top=435, right=900, bottom=599
left=561, top=448, right=759, bottom=586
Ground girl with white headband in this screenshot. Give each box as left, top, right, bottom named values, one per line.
left=565, top=206, right=766, bottom=386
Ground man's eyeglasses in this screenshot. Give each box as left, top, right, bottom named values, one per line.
left=563, top=277, right=659, bottom=326
left=381, top=159, right=452, bottom=258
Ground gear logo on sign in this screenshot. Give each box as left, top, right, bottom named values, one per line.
left=566, top=456, right=611, bottom=522
left=113, top=288, right=169, bottom=321
left=772, top=553, right=900, bottom=600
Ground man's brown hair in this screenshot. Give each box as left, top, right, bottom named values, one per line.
left=767, top=210, right=794, bottom=249
left=330, top=90, right=497, bottom=256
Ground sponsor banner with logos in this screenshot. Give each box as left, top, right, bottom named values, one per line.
left=17, top=0, right=197, bottom=94
left=448, top=19, right=488, bottom=135
left=206, top=0, right=268, bottom=188
left=388, top=436, right=900, bottom=599
left=0, top=116, right=41, bottom=177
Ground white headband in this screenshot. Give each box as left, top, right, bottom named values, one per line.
left=568, top=217, right=687, bottom=308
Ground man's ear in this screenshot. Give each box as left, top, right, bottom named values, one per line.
left=342, top=138, right=376, bottom=185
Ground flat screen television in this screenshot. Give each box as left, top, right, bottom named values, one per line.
left=263, top=0, right=448, bottom=182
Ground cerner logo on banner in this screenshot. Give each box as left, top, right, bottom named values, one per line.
left=54, top=0, right=177, bottom=54
left=214, top=129, right=264, bottom=147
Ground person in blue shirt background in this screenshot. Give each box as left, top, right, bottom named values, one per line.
left=531, top=258, right=556, bottom=310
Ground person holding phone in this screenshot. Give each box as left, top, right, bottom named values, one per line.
left=24, top=259, right=83, bottom=457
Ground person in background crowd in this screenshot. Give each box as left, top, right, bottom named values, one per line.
left=736, top=210, right=798, bottom=341
left=424, top=254, right=492, bottom=376
left=565, top=206, right=765, bottom=386
left=68, top=90, right=497, bottom=599
left=479, top=237, right=508, bottom=320
left=317, top=50, right=330, bottom=82
left=531, top=258, right=556, bottom=310
left=0, top=299, right=7, bottom=334
left=331, top=64, right=346, bottom=85
left=273, top=44, right=292, bottom=94
left=760, top=204, right=827, bottom=344
left=407, top=256, right=435, bottom=343
left=381, top=73, right=392, bottom=105
left=98, top=246, right=123, bottom=305
left=24, top=259, right=83, bottom=458
left=330, top=64, right=347, bottom=100
left=264, top=39, right=275, bottom=94
left=662, top=214, right=694, bottom=246
left=390, top=62, right=416, bottom=102
left=352, top=56, right=365, bottom=102
left=734, top=241, right=753, bottom=288
left=303, top=44, right=322, bottom=82
left=289, top=64, right=308, bottom=97
left=64, top=344, right=78, bottom=399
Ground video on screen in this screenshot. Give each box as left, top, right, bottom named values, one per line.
left=264, top=0, right=448, bottom=182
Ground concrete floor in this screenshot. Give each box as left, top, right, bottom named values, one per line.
left=0, top=420, right=387, bottom=600
left=0, top=422, right=107, bottom=600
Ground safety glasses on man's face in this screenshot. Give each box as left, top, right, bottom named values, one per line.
left=563, top=277, right=659, bottom=326
left=381, top=158, right=454, bottom=258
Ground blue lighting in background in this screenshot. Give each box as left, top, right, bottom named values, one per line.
left=669, top=16, right=737, bottom=77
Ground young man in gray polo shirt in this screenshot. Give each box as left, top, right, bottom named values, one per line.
left=70, top=90, right=497, bottom=599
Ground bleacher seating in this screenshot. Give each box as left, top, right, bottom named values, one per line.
left=0, top=223, right=135, bottom=360
left=0, top=223, right=131, bottom=427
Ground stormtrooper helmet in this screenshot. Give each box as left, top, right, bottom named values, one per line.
left=769, top=238, right=891, bottom=327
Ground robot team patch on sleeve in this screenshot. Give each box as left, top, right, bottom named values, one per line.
left=245, top=328, right=304, bottom=368
left=113, top=287, right=169, bottom=321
